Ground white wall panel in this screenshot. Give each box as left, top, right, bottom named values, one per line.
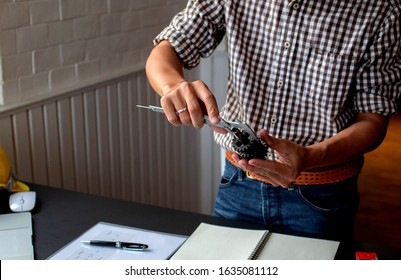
left=43, top=103, right=62, bottom=187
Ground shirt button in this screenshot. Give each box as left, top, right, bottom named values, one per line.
left=267, top=152, right=273, bottom=160
left=277, top=80, right=284, bottom=88
left=284, top=41, right=291, bottom=49
left=271, top=116, right=277, bottom=124
left=288, top=1, right=300, bottom=10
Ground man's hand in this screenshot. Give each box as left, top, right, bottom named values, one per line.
left=160, top=80, right=217, bottom=127
left=160, top=80, right=227, bottom=133
left=232, top=129, right=307, bottom=188
left=146, top=40, right=225, bottom=133
left=231, top=113, right=389, bottom=188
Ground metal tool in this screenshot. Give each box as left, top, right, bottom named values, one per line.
left=137, top=105, right=269, bottom=160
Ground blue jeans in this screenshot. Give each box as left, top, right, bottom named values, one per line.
left=213, top=159, right=359, bottom=240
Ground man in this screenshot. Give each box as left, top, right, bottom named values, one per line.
left=146, top=1, right=401, bottom=239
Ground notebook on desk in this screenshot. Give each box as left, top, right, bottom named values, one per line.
left=0, top=212, right=34, bottom=260
left=170, top=223, right=339, bottom=260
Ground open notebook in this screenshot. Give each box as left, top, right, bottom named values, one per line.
left=0, top=212, right=34, bottom=260
left=170, top=223, right=339, bottom=260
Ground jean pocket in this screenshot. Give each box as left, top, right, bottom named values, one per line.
left=296, top=178, right=359, bottom=213
left=219, top=164, right=242, bottom=188
left=219, top=173, right=237, bottom=188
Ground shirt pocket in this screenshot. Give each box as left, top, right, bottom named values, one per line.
left=300, top=46, right=358, bottom=113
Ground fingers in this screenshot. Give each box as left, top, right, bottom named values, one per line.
left=244, top=159, right=294, bottom=188
left=192, top=81, right=220, bottom=125
left=257, top=129, right=276, bottom=148
left=160, top=80, right=220, bottom=129
left=232, top=151, right=296, bottom=188
left=160, top=81, right=192, bottom=126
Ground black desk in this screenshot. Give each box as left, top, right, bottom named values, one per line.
left=28, top=185, right=401, bottom=260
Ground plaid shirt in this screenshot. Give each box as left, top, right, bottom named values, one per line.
left=155, top=0, right=401, bottom=159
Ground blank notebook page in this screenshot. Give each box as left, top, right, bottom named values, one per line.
left=0, top=212, right=34, bottom=260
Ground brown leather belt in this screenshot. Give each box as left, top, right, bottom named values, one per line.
left=226, top=151, right=362, bottom=185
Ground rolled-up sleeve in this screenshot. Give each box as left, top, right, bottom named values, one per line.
left=154, top=0, right=226, bottom=69
left=354, top=6, right=401, bottom=115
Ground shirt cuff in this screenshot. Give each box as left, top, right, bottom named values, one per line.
left=353, top=87, right=400, bottom=116
left=154, top=27, right=202, bottom=70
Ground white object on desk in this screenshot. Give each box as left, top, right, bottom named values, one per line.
left=48, top=222, right=187, bottom=260
left=9, top=191, right=36, bottom=212
left=171, top=223, right=340, bottom=260
left=0, top=212, right=34, bottom=260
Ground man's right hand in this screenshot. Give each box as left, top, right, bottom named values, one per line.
left=160, top=80, right=221, bottom=129
left=146, top=40, right=225, bottom=133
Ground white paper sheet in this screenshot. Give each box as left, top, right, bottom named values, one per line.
left=49, top=222, right=187, bottom=260
left=170, top=223, right=268, bottom=260
left=257, top=233, right=339, bottom=260
left=170, top=223, right=339, bottom=260
left=0, top=212, right=34, bottom=260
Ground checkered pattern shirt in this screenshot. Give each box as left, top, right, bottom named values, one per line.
left=154, top=0, right=401, bottom=159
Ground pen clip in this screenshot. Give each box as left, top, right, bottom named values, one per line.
left=122, top=243, right=148, bottom=251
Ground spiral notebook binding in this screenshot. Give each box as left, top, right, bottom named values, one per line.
left=248, top=231, right=272, bottom=260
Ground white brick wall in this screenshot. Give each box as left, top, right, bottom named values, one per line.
left=0, top=0, right=187, bottom=107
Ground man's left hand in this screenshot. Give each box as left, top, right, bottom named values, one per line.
left=232, top=129, right=307, bottom=188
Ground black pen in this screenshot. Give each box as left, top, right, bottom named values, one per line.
left=81, top=240, right=148, bottom=251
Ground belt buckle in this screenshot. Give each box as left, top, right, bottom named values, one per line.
left=245, top=170, right=255, bottom=180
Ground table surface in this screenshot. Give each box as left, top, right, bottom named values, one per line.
left=9, top=185, right=401, bottom=260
